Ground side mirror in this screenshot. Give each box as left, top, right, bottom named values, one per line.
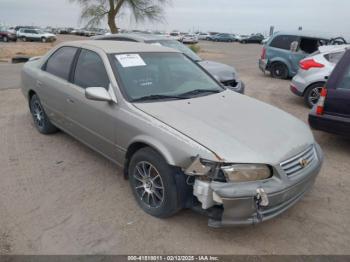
left=85, top=87, right=112, bottom=102
left=290, top=41, right=298, bottom=52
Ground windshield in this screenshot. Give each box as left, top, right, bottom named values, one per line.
left=111, top=52, right=223, bottom=102
left=145, top=39, right=201, bottom=61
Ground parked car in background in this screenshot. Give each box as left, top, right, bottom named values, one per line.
left=291, top=45, right=349, bottom=107
left=197, top=33, right=210, bottom=40
left=206, top=34, right=219, bottom=41
left=259, top=31, right=347, bottom=79
left=211, top=33, right=237, bottom=42
left=309, top=49, right=350, bottom=137
left=169, top=31, right=183, bottom=42
left=93, top=33, right=245, bottom=93
left=0, top=27, right=17, bottom=42
left=239, top=34, right=264, bottom=44
left=21, top=40, right=323, bottom=227
left=17, top=28, right=56, bottom=43
left=182, top=34, right=198, bottom=44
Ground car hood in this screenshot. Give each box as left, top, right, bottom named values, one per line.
left=134, top=90, right=314, bottom=165
left=198, top=60, right=237, bottom=81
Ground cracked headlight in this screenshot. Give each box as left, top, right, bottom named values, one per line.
left=221, top=164, right=271, bottom=182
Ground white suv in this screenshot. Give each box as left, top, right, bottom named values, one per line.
left=290, top=45, right=349, bottom=107
left=17, top=28, right=56, bottom=43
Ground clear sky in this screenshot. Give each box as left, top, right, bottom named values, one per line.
left=0, top=0, right=349, bottom=38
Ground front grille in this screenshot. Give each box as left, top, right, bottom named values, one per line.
left=280, top=145, right=317, bottom=176
left=222, top=79, right=238, bottom=87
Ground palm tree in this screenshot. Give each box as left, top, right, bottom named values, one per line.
left=70, top=0, right=170, bottom=33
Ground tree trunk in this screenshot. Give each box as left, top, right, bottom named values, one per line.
left=108, top=11, right=118, bottom=33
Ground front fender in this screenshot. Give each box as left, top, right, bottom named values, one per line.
left=128, top=135, right=178, bottom=166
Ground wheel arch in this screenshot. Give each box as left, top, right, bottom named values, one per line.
left=28, top=90, right=36, bottom=110
left=123, top=137, right=177, bottom=179
left=303, top=81, right=326, bottom=96
left=268, top=58, right=292, bottom=73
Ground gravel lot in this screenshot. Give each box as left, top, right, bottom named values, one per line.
left=0, top=38, right=350, bottom=255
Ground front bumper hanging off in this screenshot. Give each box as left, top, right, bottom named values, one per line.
left=190, top=144, right=323, bottom=227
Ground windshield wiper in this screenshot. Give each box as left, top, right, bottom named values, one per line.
left=179, top=89, right=221, bottom=98
left=132, top=94, right=188, bottom=102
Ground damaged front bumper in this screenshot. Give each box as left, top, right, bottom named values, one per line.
left=189, top=144, right=323, bottom=227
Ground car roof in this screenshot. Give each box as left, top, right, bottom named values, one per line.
left=93, top=33, right=171, bottom=42
left=273, top=31, right=341, bottom=40
left=61, top=40, right=179, bottom=54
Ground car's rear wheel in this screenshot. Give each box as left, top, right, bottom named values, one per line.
left=30, top=94, right=58, bottom=134
left=270, top=62, right=289, bottom=79
left=304, top=82, right=325, bottom=108
left=3, top=36, right=8, bottom=42
left=41, top=37, right=47, bottom=43
left=128, top=147, right=180, bottom=218
left=22, top=36, right=27, bottom=42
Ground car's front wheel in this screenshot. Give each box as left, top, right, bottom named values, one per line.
left=128, top=147, right=180, bottom=218
left=30, top=94, right=58, bottom=134
left=22, top=36, right=27, bottom=42
left=304, top=82, right=325, bottom=108
left=41, top=37, right=47, bottom=43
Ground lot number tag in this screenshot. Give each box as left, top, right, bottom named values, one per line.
left=115, top=54, right=146, bottom=68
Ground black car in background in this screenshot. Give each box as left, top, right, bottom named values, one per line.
left=240, top=34, right=264, bottom=44
left=309, top=49, right=350, bottom=137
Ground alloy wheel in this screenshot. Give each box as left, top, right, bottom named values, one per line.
left=308, top=86, right=323, bottom=106
left=133, top=161, right=164, bottom=208
left=32, top=100, right=45, bottom=128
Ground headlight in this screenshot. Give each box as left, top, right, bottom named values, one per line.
left=221, top=164, right=271, bottom=182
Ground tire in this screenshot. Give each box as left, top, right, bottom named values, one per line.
left=30, top=94, right=58, bottom=134
left=3, top=36, right=8, bottom=42
left=22, top=36, right=27, bottom=42
left=304, top=82, right=325, bottom=108
left=41, top=37, right=47, bottom=43
left=128, top=147, right=180, bottom=218
left=270, top=62, right=289, bottom=79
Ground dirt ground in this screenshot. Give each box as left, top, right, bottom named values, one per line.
left=0, top=36, right=350, bottom=255
left=0, top=35, right=86, bottom=60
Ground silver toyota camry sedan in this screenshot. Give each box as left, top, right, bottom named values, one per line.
left=21, top=40, right=323, bottom=227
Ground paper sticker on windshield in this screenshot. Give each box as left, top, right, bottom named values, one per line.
left=115, top=54, right=146, bottom=68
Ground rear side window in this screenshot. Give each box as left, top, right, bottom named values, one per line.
left=73, top=49, right=110, bottom=89
left=324, top=51, right=345, bottom=64
left=270, top=35, right=299, bottom=50
left=45, top=47, right=77, bottom=80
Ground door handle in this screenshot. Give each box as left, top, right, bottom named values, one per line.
left=66, top=98, right=75, bottom=104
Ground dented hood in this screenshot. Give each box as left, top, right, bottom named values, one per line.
left=134, top=90, right=314, bottom=165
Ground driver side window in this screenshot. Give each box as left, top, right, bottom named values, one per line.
left=73, top=49, right=110, bottom=89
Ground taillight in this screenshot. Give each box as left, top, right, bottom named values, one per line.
left=316, top=88, right=327, bottom=115
left=299, top=59, right=324, bottom=70
left=261, top=47, right=266, bottom=59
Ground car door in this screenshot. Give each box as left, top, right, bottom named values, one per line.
left=64, top=48, right=119, bottom=161
left=324, top=50, right=350, bottom=117
left=38, top=46, right=79, bottom=128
